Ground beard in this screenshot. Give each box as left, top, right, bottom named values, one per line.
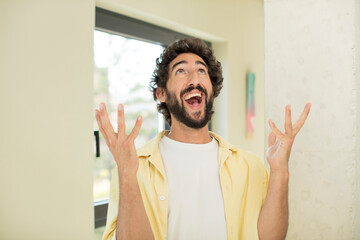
left=165, top=86, right=214, bottom=129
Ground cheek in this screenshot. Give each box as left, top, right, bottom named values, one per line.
left=166, top=84, right=182, bottom=100
left=205, top=80, right=213, bottom=94
left=166, top=77, right=182, bottom=92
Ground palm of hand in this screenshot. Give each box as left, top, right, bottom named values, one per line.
left=266, top=103, right=311, bottom=173
left=95, top=103, right=143, bottom=176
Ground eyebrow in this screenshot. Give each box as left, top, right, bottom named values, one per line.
left=171, top=60, right=208, bottom=72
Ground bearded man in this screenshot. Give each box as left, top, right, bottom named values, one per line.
left=95, top=38, right=311, bottom=240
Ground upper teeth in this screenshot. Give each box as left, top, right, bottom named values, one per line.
left=185, top=93, right=201, bottom=100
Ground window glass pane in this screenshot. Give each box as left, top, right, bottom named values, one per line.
left=93, top=30, right=164, bottom=202
left=94, top=226, right=106, bottom=240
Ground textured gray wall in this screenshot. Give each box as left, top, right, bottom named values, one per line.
left=354, top=0, right=360, bottom=238
left=264, top=0, right=359, bottom=239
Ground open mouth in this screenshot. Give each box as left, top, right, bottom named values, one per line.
left=184, top=92, right=203, bottom=108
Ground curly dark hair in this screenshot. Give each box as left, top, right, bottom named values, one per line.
left=149, top=38, right=223, bottom=126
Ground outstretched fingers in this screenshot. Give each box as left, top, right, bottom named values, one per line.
left=269, top=119, right=286, bottom=141
left=95, top=103, right=116, bottom=145
left=129, top=116, right=143, bottom=141
left=285, top=105, right=293, bottom=135
left=117, top=104, right=126, bottom=139
left=268, top=131, right=277, bottom=146
left=95, top=109, right=107, bottom=138
left=96, top=102, right=143, bottom=147
left=293, top=103, right=311, bottom=135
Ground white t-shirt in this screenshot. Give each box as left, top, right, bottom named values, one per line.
left=159, top=136, right=227, bottom=240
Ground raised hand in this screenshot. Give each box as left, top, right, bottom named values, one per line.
left=266, top=103, right=311, bottom=173
left=95, top=103, right=143, bottom=177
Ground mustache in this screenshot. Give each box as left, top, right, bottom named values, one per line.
left=180, top=86, right=207, bottom=99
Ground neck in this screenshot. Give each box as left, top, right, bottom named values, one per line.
left=167, top=120, right=212, bottom=144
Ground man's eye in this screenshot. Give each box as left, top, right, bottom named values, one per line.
left=198, top=69, right=206, bottom=74
left=176, top=69, right=185, bottom=74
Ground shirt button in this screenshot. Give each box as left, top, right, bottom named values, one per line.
left=160, top=195, right=166, bottom=201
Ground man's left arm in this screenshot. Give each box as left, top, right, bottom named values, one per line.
left=258, top=103, right=311, bottom=240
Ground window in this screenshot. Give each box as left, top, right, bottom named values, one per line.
left=93, top=30, right=165, bottom=203
left=93, top=7, right=211, bottom=238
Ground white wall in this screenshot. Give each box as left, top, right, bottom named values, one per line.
left=0, top=0, right=265, bottom=239
left=0, top=1, right=95, bottom=239
left=265, top=0, right=360, bottom=239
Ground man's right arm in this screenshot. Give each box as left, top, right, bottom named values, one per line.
left=115, top=172, right=154, bottom=240
left=95, top=103, right=154, bottom=240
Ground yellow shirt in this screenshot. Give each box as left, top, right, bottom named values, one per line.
left=102, top=131, right=269, bottom=240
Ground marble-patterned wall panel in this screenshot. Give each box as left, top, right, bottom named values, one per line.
left=264, top=0, right=359, bottom=239
left=265, top=0, right=357, bottom=153
left=288, top=151, right=355, bottom=240
left=354, top=0, right=360, bottom=237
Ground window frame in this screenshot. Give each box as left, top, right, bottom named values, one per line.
left=94, top=6, right=212, bottom=229
left=95, top=7, right=211, bottom=47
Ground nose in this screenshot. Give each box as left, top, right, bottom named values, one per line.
left=187, top=69, right=201, bottom=87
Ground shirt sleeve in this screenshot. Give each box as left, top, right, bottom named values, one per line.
left=101, top=167, right=119, bottom=240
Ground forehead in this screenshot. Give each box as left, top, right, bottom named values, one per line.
left=169, top=52, right=206, bottom=68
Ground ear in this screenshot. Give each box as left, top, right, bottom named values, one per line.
left=156, top=88, right=166, bottom=103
